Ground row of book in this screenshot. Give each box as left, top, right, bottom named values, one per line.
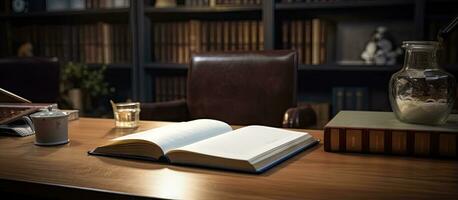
left=181, top=0, right=262, bottom=6
left=332, top=87, right=369, bottom=116
left=281, top=19, right=333, bottom=65
left=13, top=23, right=132, bottom=64
left=155, top=75, right=187, bottom=102
left=153, top=20, right=264, bottom=64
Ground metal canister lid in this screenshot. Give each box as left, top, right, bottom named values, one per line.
left=30, top=106, right=67, bottom=118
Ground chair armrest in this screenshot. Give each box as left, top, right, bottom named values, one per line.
left=282, top=105, right=317, bottom=129
left=140, top=99, right=189, bottom=122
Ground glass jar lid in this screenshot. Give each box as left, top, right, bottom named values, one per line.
left=402, top=41, right=440, bottom=49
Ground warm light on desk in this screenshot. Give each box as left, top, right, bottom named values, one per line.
left=140, top=168, right=203, bottom=199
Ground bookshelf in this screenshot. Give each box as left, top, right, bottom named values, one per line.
left=140, top=0, right=458, bottom=129
left=0, top=0, right=132, bottom=117
left=1, top=0, right=457, bottom=121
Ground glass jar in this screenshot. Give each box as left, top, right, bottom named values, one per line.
left=389, top=41, right=456, bottom=125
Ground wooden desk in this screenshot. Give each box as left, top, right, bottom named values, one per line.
left=0, top=118, right=457, bottom=199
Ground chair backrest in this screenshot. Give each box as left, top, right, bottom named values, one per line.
left=0, top=57, right=60, bottom=103
left=187, top=50, right=297, bottom=127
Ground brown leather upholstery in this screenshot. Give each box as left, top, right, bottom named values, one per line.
left=283, top=105, right=317, bottom=128
left=141, top=99, right=189, bottom=122
left=187, top=51, right=297, bottom=127
left=141, top=50, right=316, bottom=128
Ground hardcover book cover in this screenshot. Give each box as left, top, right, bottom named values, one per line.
left=324, top=111, right=458, bottom=158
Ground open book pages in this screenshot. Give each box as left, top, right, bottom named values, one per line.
left=90, top=119, right=318, bottom=173
left=92, top=119, right=232, bottom=160
left=167, top=126, right=317, bottom=173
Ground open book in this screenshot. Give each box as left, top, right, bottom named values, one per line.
left=89, top=119, right=318, bottom=173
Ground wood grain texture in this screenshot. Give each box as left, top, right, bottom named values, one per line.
left=369, top=130, right=384, bottom=153
left=0, top=118, right=458, bottom=200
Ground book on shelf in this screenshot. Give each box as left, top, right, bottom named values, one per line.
left=258, top=21, right=264, bottom=50
left=324, top=111, right=458, bottom=158
left=155, top=0, right=177, bottom=7
left=250, top=21, right=257, bottom=50
left=223, top=21, right=230, bottom=51
left=154, top=75, right=187, bottom=102
left=152, top=20, right=263, bottom=64
left=89, top=119, right=319, bottom=173
left=281, top=18, right=334, bottom=65
left=230, top=21, right=237, bottom=50
left=237, top=21, right=244, bottom=50
left=332, top=87, right=344, bottom=116
left=332, top=87, right=368, bottom=116
left=13, top=22, right=131, bottom=64
left=312, top=18, right=320, bottom=65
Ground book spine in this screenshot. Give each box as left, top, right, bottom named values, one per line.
left=171, top=22, right=178, bottom=63
left=230, top=21, right=237, bottom=51
left=237, top=21, right=244, bottom=50
left=319, top=19, right=326, bottom=64
left=178, top=22, right=185, bottom=64
left=223, top=21, right=230, bottom=51
left=332, top=87, right=344, bottom=116
left=258, top=21, right=264, bottom=50
left=165, top=22, right=172, bottom=63
left=250, top=20, right=257, bottom=51
left=305, top=20, right=311, bottom=65
left=243, top=21, right=250, bottom=50
left=324, top=127, right=458, bottom=158
left=184, top=22, right=190, bottom=63
left=296, top=20, right=303, bottom=64
left=311, top=18, right=320, bottom=65
left=209, top=21, right=216, bottom=51
left=201, top=21, right=208, bottom=52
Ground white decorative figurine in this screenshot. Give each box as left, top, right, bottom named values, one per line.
left=361, top=26, right=402, bottom=65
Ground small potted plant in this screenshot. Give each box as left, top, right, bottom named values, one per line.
left=60, top=62, right=114, bottom=115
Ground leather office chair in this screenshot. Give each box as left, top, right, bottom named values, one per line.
left=0, top=57, right=60, bottom=103
left=141, top=50, right=316, bottom=128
